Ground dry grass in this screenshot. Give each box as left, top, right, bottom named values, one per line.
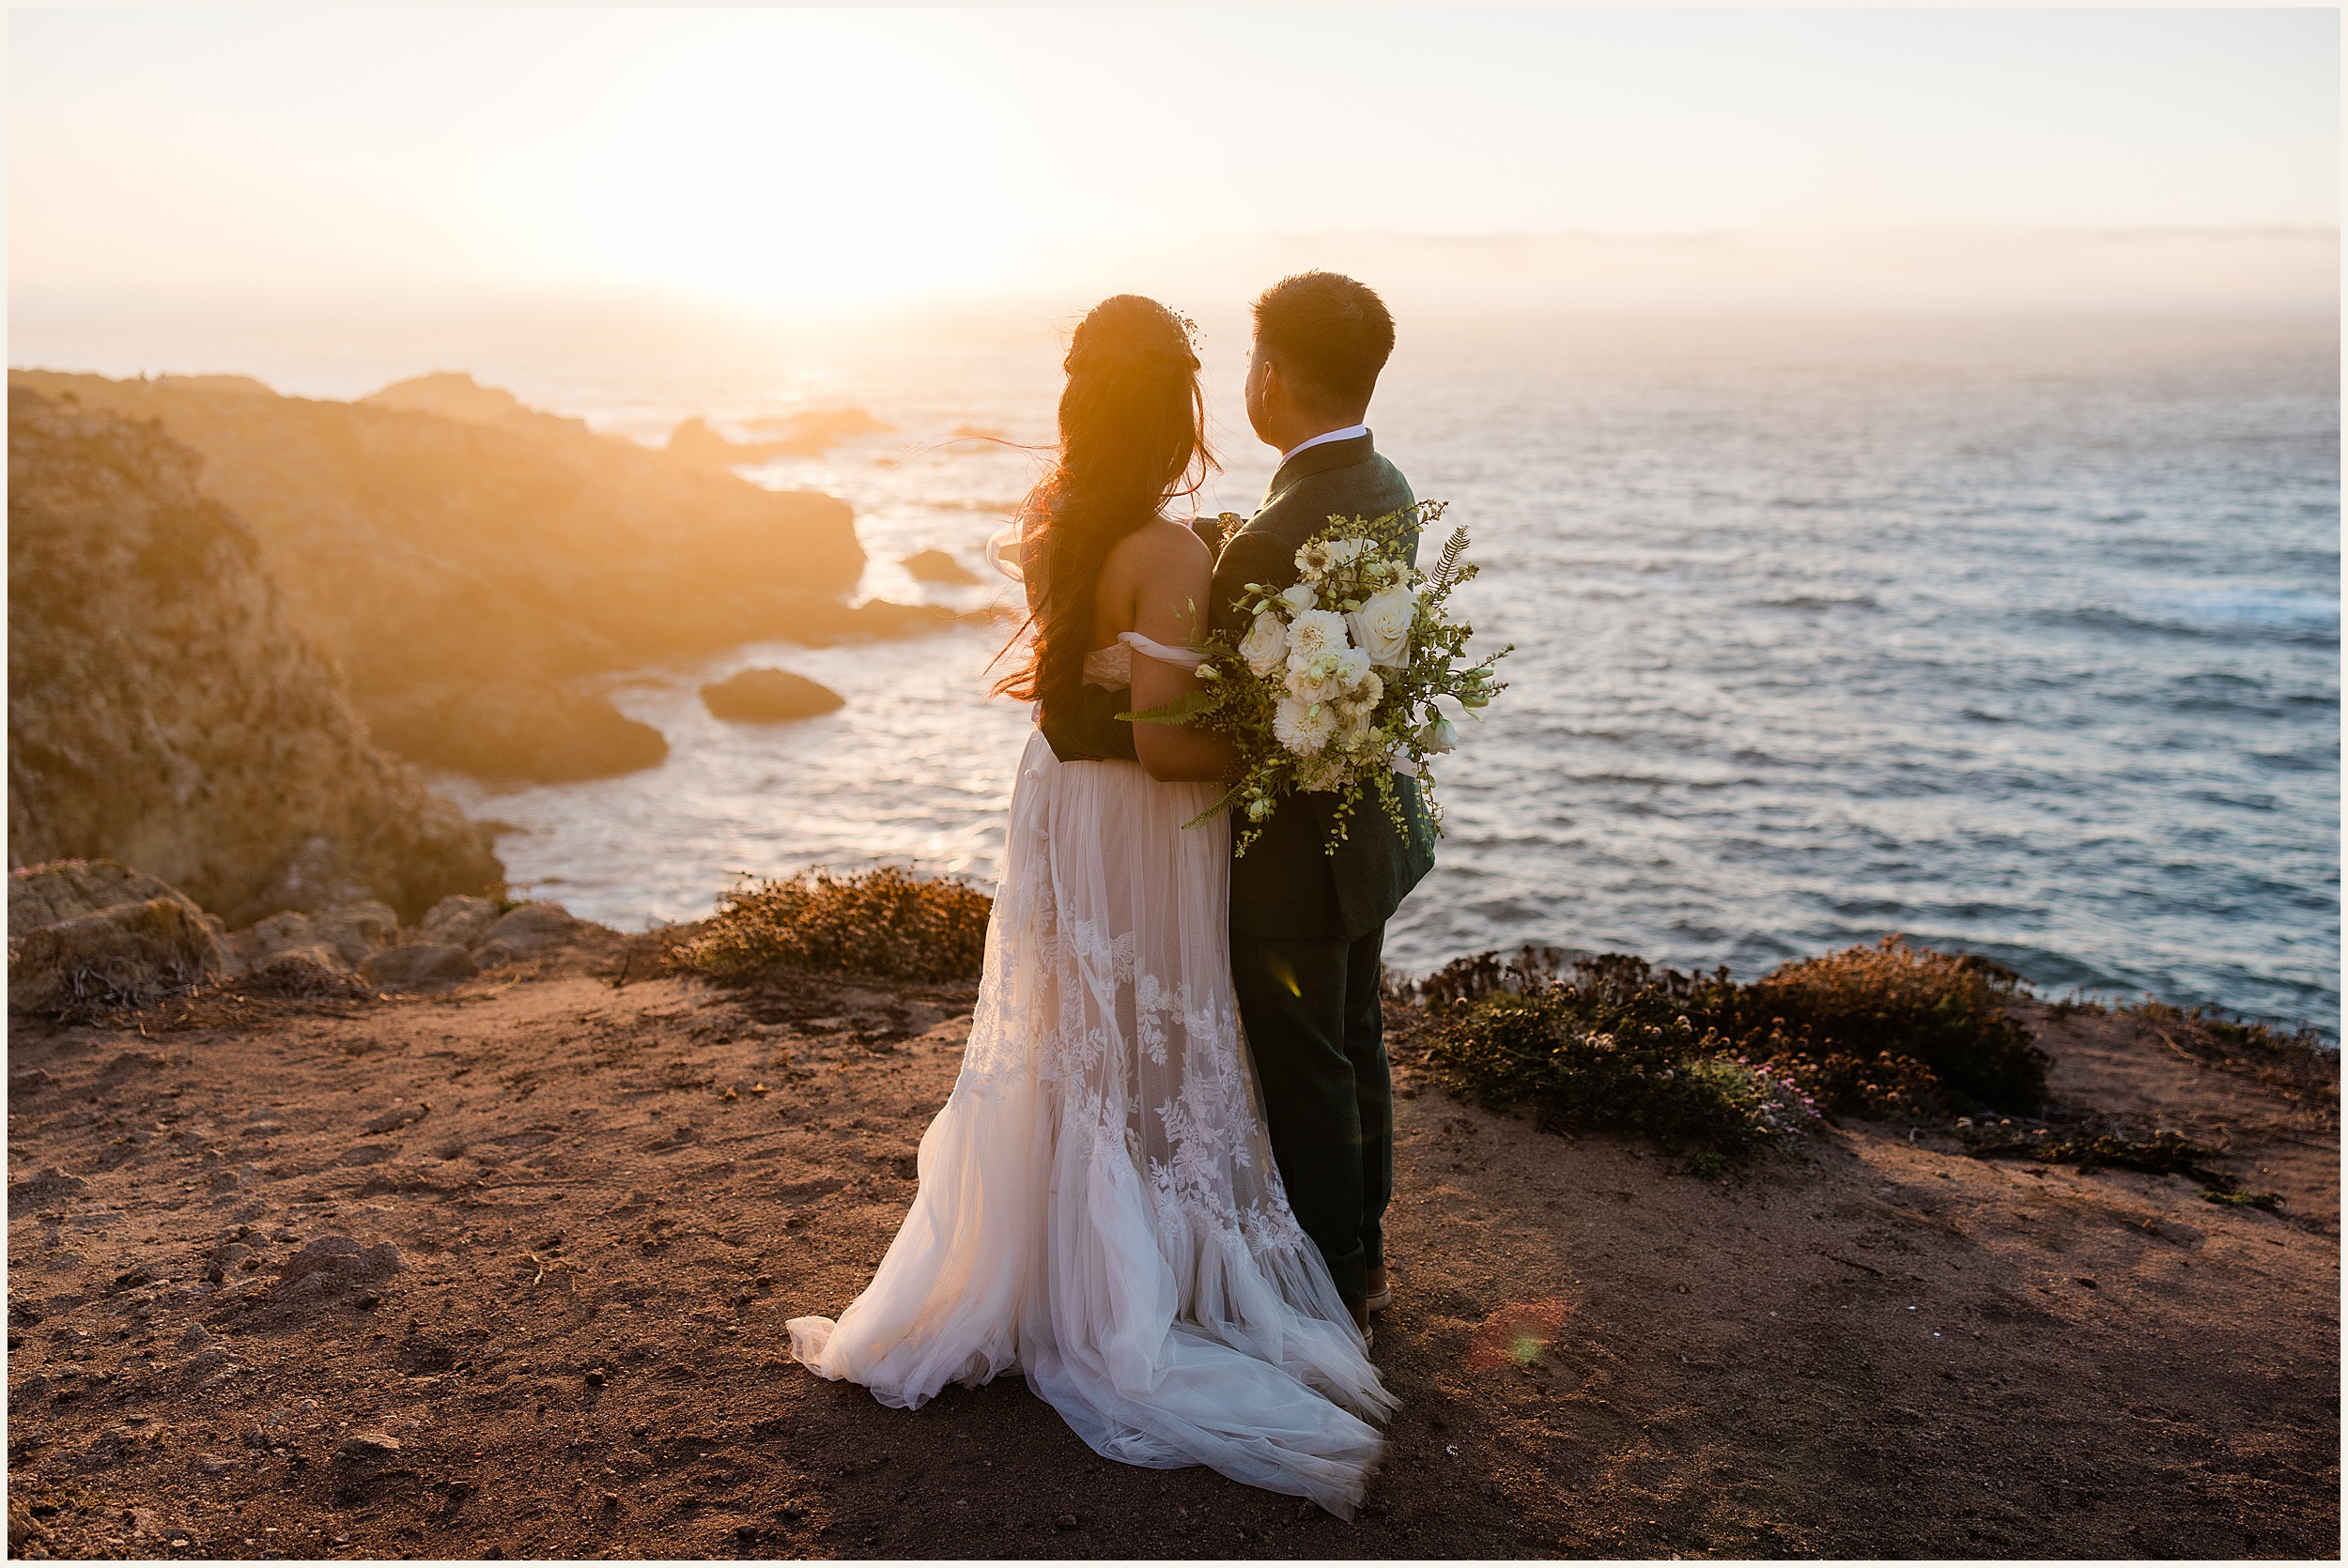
left=667, top=866, right=994, bottom=986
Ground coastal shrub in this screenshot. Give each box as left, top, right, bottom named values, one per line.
left=671, top=867, right=992, bottom=985
left=1410, top=935, right=2056, bottom=1146
left=1421, top=974, right=1820, bottom=1160
left=1745, top=938, right=2047, bottom=1113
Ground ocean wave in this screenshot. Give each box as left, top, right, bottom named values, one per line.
left=2036, top=600, right=2340, bottom=648
left=1759, top=593, right=1881, bottom=612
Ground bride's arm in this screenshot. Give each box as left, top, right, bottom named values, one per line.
left=1122, top=525, right=1240, bottom=784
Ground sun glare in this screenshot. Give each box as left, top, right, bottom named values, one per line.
left=535, top=23, right=1023, bottom=312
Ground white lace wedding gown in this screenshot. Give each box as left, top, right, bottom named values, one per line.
left=786, top=633, right=1395, bottom=1517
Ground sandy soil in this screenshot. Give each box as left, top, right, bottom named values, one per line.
left=7, top=937, right=2338, bottom=1560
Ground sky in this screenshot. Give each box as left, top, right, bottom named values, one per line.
left=8, top=8, right=2340, bottom=319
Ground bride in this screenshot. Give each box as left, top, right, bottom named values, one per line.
left=786, top=295, right=1396, bottom=1515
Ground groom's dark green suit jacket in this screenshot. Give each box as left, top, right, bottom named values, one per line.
left=1208, top=432, right=1436, bottom=942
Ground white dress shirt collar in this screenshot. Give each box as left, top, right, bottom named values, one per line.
left=1278, top=423, right=1369, bottom=466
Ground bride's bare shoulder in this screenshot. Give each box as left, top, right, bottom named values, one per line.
left=1104, top=515, right=1211, bottom=576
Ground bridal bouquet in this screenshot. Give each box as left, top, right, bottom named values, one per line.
left=1131, top=501, right=1510, bottom=856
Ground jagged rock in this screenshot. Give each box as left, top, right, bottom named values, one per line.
left=663, top=416, right=826, bottom=465
left=273, top=1236, right=402, bottom=1308
left=359, top=373, right=597, bottom=448
left=9, top=897, right=228, bottom=1013
left=902, top=549, right=980, bottom=585
left=227, top=901, right=397, bottom=971
left=420, top=895, right=500, bottom=948
left=474, top=902, right=583, bottom=968
left=8, top=393, right=504, bottom=924
left=700, top=669, right=845, bottom=723
left=8, top=861, right=200, bottom=943
left=358, top=682, right=666, bottom=783
left=239, top=944, right=369, bottom=1000
left=336, top=1431, right=401, bottom=1463
left=363, top=943, right=476, bottom=989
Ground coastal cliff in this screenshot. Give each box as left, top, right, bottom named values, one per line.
left=5, top=370, right=958, bottom=782
left=7, top=391, right=502, bottom=925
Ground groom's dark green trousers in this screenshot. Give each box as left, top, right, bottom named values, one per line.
left=1228, top=925, right=1393, bottom=1303
left=1209, top=431, right=1434, bottom=1307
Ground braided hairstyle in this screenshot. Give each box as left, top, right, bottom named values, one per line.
left=994, top=295, right=1214, bottom=724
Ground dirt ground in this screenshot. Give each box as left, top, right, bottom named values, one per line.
left=7, top=933, right=2339, bottom=1560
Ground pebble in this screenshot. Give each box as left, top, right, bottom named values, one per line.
left=335, top=1431, right=400, bottom=1462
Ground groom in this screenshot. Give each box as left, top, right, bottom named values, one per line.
left=1209, top=272, right=1435, bottom=1328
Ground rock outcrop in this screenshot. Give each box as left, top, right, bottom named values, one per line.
left=902, top=549, right=981, bottom=585
left=8, top=393, right=503, bottom=924
left=225, top=901, right=399, bottom=972
left=7, top=860, right=203, bottom=940
left=357, top=681, right=667, bottom=782
left=699, top=669, right=846, bottom=723
left=5, top=370, right=970, bottom=783
left=6, top=370, right=886, bottom=691
left=7, top=860, right=230, bottom=1012
left=663, top=416, right=827, bottom=465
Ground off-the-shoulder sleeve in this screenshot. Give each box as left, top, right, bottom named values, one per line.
left=984, top=520, right=1024, bottom=584
left=1117, top=631, right=1204, bottom=669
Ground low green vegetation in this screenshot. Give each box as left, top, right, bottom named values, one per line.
left=1409, top=937, right=2049, bottom=1163
left=1954, top=1122, right=2221, bottom=1177
left=669, top=866, right=993, bottom=985
left=1956, top=1119, right=2288, bottom=1211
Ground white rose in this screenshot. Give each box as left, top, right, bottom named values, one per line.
left=1238, top=610, right=1289, bottom=679
left=1283, top=607, right=1349, bottom=666
left=1280, top=581, right=1318, bottom=612
left=1347, top=583, right=1418, bottom=670
left=1273, top=695, right=1338, bottom=756
left=1415, top=715, right=1460, bottom=754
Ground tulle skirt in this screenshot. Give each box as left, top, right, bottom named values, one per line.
left=787, top=730, right=1394, bottom=1516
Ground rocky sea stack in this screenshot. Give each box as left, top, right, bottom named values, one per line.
left=700, top=668, right=845, bottom=723
left=7, top=391, right=502, bottom=925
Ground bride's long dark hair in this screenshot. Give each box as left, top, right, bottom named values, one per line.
left=993, top=295, right=1215, bottom=724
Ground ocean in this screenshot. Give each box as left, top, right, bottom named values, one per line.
left=23, top=310, right=2340, bottom=1031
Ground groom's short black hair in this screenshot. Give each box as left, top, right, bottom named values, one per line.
left=1252, top=271, right=1394, bottom=418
